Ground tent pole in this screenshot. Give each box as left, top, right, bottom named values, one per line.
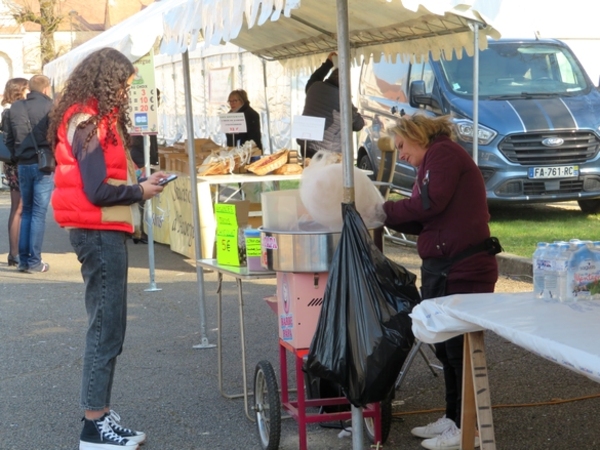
left=182, top=50, right=214, bottom=349
left=472, top=22, right=480, bottom=166
left=262, top=59, right=272, bottom=154
left=336, top=1, right=363, bottom=448
left=143, top=134, right=161, bottom=292
left=336, top=0, right=355, bottom=205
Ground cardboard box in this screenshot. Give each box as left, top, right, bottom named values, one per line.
left=248, top=202, right=262, bottom=229
left=215, top=200, right=250, bottom=266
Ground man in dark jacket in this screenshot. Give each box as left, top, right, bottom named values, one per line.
left=6, top=75, right=53, bottom=273
left=297, top=52, right=364, bottom=159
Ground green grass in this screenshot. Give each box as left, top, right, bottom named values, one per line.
left=488, top=203, right=600, bottom=258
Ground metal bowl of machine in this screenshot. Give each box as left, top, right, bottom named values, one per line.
left=260, top=225, right=383, bottom=273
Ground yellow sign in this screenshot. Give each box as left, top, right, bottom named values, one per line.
left=129, top=51, right=158, bottom=135
left=215, top=203, right=241, bottom=266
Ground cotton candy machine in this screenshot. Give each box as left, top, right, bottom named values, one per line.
left=252, top=190, right=387, bottom=450
left=259, top=189, right=383, bottom=273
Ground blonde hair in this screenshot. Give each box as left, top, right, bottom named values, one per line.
left=29, top=74, right=51, bottom=94
left=390, top=114, right=454, bottom=148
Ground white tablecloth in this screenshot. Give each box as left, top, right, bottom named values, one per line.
left=410, top=292, right=600, bottom=383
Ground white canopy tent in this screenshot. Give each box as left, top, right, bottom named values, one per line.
left=46, top=0, right=501, bottom=86
left=44, top=3, right=502, bottom=442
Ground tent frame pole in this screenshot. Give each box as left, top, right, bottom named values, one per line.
left=336, top=1, right=363, bottom=448
left=337, top=0, right=355, bottom=205
left=182, top=50, right=214, bottom=350
left=471, top=22, right=480, bottom=166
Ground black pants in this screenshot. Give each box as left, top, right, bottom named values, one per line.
left=429, top=281, right=495, bottom=429
left=434, top=334, right=464, bottom=427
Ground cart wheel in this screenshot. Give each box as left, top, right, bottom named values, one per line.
left=254, top=360, right=281, bottom=450
left=364, top=397, right=393, bottom=445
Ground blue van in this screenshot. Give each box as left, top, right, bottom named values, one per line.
left=357, top=38, right=600, bottom=212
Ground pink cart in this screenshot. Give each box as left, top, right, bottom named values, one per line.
left=252, top=271, right=392, bottom=450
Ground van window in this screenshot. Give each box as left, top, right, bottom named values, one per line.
left=438, top=42, right=589, bottom=97
left=361, top=56, right=410, bottom=104
left=408, top=61, right=435, bottom=93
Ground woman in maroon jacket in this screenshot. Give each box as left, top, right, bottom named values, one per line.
left=382, top=114, right=498, bottom=450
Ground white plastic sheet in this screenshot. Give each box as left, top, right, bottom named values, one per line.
left=410, top=292, right=600, bottom=383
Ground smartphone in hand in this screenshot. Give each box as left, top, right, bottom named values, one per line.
left=158, top=174, right=178, bottom=186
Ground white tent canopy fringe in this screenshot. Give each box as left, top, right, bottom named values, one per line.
left=45, top=0, right=501, bottom=86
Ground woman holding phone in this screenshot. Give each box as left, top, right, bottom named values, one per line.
left=49, top=47, right=168, bottom=450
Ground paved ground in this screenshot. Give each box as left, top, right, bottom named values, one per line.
left=1, top=190, right=599, bottom=450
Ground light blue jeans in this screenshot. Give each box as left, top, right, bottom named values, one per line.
left=69, top=229, right=129, bottom=411
left=17, top=164, right=54, bottom=269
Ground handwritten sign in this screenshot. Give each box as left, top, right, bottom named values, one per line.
left=129, top=51, right=158, bottom=135
left=215, top=201, right=250, bottom=266
left=291, top=115, right=325, bottom=141
left=215, top=203, right=239, bottom=265
left=219, top=113, right=248, bottom=134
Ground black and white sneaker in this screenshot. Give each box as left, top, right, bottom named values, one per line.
left=79, top=414, right=138, bottom=449
left=107, top=410, right=146, bottom=445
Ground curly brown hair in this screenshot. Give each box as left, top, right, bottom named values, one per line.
left=2, top=77, right=28, bottom=106
left=48, top=48, right=135, bottom=151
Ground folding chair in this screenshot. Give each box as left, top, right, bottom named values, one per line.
left=373, top=136, right=415, bottom=246
left=395, top=340, right=441, bottom=390
left=374, top=136, right=398, bottom=200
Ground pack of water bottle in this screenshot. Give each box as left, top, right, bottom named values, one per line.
left=533, top=240, right=600, bottom=302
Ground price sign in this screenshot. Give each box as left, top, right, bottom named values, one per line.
left=291, top=115, right=325, bottom=141
left=215, top=203, right=242, bottom=266
left=219, top=113, right=248, bottom=134
left=129, top=51, right=158, bottom=135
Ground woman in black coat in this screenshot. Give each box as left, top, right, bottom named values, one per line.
left=226, top=89, right=262, bottom=150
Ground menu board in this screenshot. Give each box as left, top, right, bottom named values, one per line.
left=129, top=51, right=158, bottom=135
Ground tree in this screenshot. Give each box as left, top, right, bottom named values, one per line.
left=12, top=0, right=63, bottom=67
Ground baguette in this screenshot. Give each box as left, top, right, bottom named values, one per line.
left=272, top=163, right=303, bottom=175
left=246, top=150, right=289, bottom=175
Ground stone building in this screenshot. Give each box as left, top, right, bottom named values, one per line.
left=0, top=0, right=153, bottom=82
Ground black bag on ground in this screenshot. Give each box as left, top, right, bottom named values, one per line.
left=305, top=203, right=421, bottom=407
left=0, top=131, right=12, bottom=163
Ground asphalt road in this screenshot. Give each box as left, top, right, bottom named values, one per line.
left=1, top=190, right=599, bottom=450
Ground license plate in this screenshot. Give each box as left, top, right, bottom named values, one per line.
left=528, top=165, right=579, bottom=179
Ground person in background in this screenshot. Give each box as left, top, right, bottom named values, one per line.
left=380, top=114, right=499, bottom=450
left=5, top=75, right=53, bottom=273
left=1, top=77, right=28, bottom=267
left=296, top=51, right=364, bottom=160
left=49, top=47, right=167, bottom=450
left=226, top=89, right=262, bottom=150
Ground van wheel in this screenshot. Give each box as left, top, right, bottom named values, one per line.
left=578, top=199, right=600, bottom=214
left=358, top=154, right=374, bottom=177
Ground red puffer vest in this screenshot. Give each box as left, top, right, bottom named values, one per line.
left=52, top=102, right=135, bottom=233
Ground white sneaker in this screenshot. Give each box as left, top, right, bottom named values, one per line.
left=107, top=410, right=146, bottom=445
left=421, top=423, right=480, bottom=450
left=411, top=416, right=455, bottom=438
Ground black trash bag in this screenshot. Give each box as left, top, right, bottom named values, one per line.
left=305, top=203, right=421, bottom=407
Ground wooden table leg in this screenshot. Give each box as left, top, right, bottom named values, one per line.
left=461, top=331, right=496, bottom=450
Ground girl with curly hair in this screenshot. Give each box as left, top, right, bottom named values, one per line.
left=1, top=77, right=28, bottom=266
left=49, top=47, right=168, bottom=450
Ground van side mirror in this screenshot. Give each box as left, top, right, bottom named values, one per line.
left=409, top=80, right=432, bottom=108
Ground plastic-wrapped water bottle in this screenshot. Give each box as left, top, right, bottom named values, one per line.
left=543, top=243, right=559, bottom=301
left=567, top=242, right=591, bottom=300
left=532, top=242, right=547, bottom=299
left=556, top=243, right=570, bottom=302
